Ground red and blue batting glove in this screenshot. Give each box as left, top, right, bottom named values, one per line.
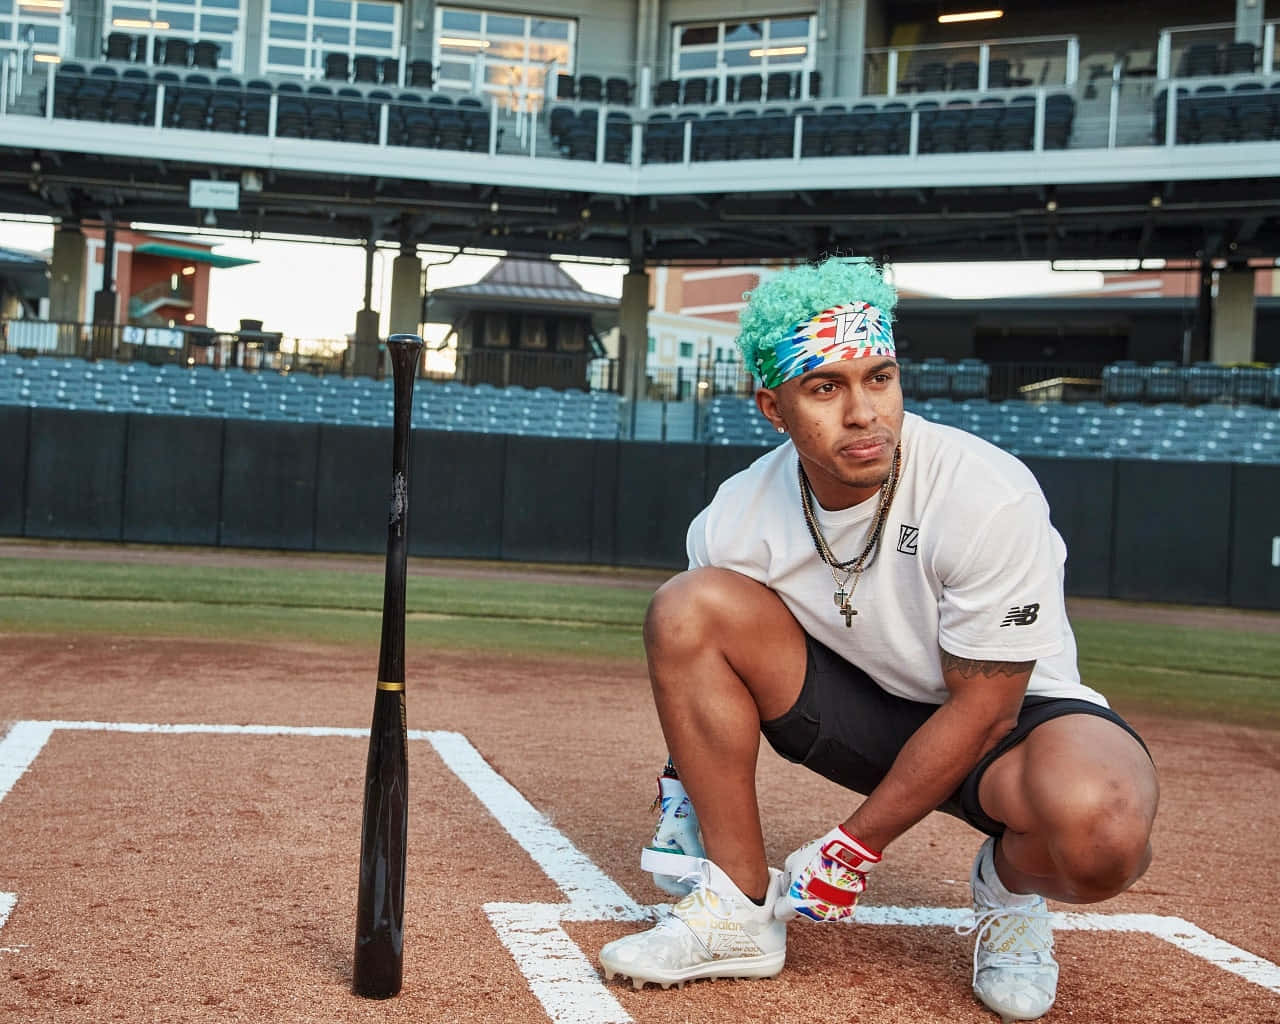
left=775, top=825, right=881, bottom=922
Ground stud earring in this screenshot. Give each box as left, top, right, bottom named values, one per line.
left=776, top=426, right=786, bottom=434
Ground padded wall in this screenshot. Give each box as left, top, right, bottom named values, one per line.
left=25, top=409, right=126, bottom=540
left=501, top=436, right=598, bottom=563
left=1023, top=457, right=1116, bottom=598
left=122, top=414, right=224, bottom=545
left=313, top=424, right=388, bottom=554
left=220, top=420, right=320, bottom=550
left=704, top=444, right=769, bottom=504
left=1228, top=464, right=1280, bottom=609
left=1110, top=459, right=1232, bottom=604
left=614, top=442, right=707, bottom=568
left=0, top=406, right=29, bottom=535
left=409, top=430, right=506, bottom=558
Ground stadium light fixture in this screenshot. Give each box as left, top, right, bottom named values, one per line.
left=112, top=17, right=169, bottom=28
left=937, top=9, right=1004, bottom=24
left=33, top=53, right=61, bottom=63
left=438, top=37, right=489, bottom=48
left=748, top=45, right=808, bottom=58
left=19, top=0, right=63, bottom=9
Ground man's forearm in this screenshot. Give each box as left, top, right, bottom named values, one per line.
left=841, top=697, right=1016, bottom=853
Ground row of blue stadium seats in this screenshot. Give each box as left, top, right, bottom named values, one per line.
left=47, top=63, right=493, bottom=148
left=1102, top=361, right=1280, bottom=404
left=1154, top=80, right=1280, bottom=144
left=704, top=396, right=1280, bottom=462
left=629, top=93, right=1073, bottom=163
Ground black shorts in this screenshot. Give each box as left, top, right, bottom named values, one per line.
left=760, top=634, right=1150, bottom=836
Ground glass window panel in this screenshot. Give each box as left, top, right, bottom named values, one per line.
left=486, top=14, right=522, bottom=37
left=488, top=39, right=526, bottom=59
left=437, top=59, right=471, bottom=79
left=112, top=5, right=151, bottom=20
left=267, top=43, right=306, bottom=64
left=356, top=2, right=393, bottom=23
left=200, top=14, right=238, bottom=33
left=313, top=0, right=348, bottom=19
left=527, top=40, right=568, bottom=64
left=31, top=24, right=59, bottom=42
left=158, top=0, right=193, bottom=7
left=312, top=23, right=347, bottom=43
left=529, top=18, right=567, bottom=39
left=769, top=17, right=809, bottom=39
left=484, top=63, right=511, bottom=85
left=161, top=10, right=194, bottom=29
left=203, top=0, right=239, bottom=9
left=269, top=0, right=306, bottom=14
left=354, top=27, right=390, bottom=47
left=0, top=22, right=11, bottom=37
left=724, top=22, right=762, bottom=42
left=0, top=0, right=10, bottom=13
left=677, top=50, right=715, bottom=71
left=269, top=18, right=306, bottom=38
left=680, top=25, right=716, bottom=46
left=722, top=47, right=759, bottom=67
left=440, top=8, right=480, bottom=31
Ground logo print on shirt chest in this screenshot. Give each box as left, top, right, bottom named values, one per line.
left=896, top=525, right=919, bottom=555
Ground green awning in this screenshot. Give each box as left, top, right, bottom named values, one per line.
left=134, top=243, right=257, bottom=268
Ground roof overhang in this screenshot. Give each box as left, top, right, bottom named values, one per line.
left=133, top=242, right=257, bottom=268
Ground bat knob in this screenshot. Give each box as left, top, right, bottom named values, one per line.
left=387, top=334, right=424, bottom=345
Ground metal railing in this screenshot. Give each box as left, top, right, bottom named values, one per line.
left=862, top=34, right=1080, bottom=99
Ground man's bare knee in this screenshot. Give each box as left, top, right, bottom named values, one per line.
left=644, top=568, right=757, bottom=657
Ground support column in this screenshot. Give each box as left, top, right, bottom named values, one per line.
left=618, top=268, right=650, bottom=401
left=1188, top=258, right=1214, bottom=364
left=388, top=243, right=423, bottom=338
left=350, top=235, right=381, bottom=377
left=1212, top=263, right=1257, bottom=365
left=90, top=218, right=118, bottom=360
left=48, top=222, right=86, bottom=324
left=1236, top=0, right=1263, bottom=46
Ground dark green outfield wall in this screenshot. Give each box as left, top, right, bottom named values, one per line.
left=3, top=407, right=1278, bottom=609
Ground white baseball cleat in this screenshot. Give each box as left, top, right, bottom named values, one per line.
left=600, top=859, right=786, bottom=990
left=958, top=837, right=1059, bottom=1023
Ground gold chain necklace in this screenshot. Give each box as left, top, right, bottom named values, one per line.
left=797, top=443, right=902, bottom=627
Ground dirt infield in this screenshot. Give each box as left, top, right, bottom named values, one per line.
left=1, top=623, right=1278, bottom=1023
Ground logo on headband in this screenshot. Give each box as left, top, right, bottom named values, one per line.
left=755, top=302, right=895, bottom=388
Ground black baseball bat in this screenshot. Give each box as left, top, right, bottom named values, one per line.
left=352, top=333, right=424, bottom=999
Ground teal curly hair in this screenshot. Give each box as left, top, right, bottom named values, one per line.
left=736, top=258, right=898, bottom=378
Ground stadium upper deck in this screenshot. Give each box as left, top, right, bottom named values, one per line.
left=1, top=1, right=1279, bottom=263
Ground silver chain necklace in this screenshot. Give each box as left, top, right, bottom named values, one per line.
left=797, top=443, right=902, bottom=627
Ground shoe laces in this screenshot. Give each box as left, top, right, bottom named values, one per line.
left=666, top=863, right=736, bottom=925
left=955, top=902, right=1055, bottom=988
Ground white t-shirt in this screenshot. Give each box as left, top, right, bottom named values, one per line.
left=687, top=411, right=1106, bottom=707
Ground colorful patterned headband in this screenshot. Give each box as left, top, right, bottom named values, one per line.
left=754, top=302, right=895, bottom=389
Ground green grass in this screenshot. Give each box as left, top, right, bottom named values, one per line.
left=2, top=556, right=1277, bottom=727
left=1074, top=619, right=1280, bottom=729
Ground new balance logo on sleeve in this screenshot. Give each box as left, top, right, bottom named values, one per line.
left=1000, top=603, right=1040, bottom=626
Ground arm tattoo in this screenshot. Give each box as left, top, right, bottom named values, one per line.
left=939, top=650, right=1035, bottom=680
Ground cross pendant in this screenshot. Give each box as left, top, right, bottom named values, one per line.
left=841, top=601, right=856, bottom=626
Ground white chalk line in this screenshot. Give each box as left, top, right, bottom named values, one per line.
left=1, top=720, right=1278, bottom=1023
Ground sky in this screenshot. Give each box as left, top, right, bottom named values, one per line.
left=1, top=216, right=1110, bottom=340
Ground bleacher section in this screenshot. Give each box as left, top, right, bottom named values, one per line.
left=0, top=357, right=620, bottom=440
left=703, top=393, right=1280, bottom=463
left=41, top=56, right=1074, bottom=161
left=1154, top=80, right=1280, bottom=143
left=554, top=90, right=1072, bottom=163
left=44, top=63, right=495, bottom=150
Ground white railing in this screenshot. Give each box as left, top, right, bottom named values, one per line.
left=863, top=34, right=1079, bottom=98
left=1157, top=20, right=1278, bottom=79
